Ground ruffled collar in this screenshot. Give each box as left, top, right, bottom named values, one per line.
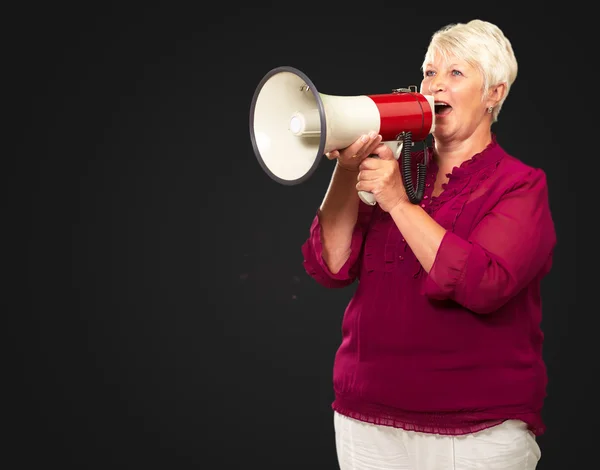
left=421, top=133, right=505, bottom=210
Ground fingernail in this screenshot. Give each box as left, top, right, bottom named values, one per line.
left=368, top=131, right=376, bottom=138
left=361, top=135, right=369, bottom=142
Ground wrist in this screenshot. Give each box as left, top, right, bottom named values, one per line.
left=390, top=199, right=415, bottom=218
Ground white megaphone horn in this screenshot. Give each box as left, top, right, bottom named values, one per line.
left=249, top=66, right=435, bottom=206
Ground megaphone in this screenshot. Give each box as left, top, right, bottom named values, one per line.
left=249, top=66, right=435, bottom=205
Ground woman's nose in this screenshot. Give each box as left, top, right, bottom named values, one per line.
left=429, top=78, right=444, bottom=93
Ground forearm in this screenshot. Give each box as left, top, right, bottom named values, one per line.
left=318, top=163, right=362, bottom=273
left=389, top=202, right=447, bottom=273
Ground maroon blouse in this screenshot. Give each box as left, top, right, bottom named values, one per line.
left=301, top=135, right=557, bottom=436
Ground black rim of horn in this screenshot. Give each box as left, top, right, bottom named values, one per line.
left=249, top=66, right=326, bottom=186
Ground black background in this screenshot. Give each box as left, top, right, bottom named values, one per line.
left=8, top=4, right=586, bottom=469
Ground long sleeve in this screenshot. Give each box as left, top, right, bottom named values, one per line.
left=301, top=202, right=374, bottom=288
left=422, top=167, right=556, bottom=314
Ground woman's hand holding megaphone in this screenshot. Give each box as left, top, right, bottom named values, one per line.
left=355, top=140, right=408, bottom=214
left=325, top=131, right=382, bottom=172
left=325, top=131, right=407, bottom=212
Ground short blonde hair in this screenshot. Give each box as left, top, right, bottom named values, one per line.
left=421, top=19, right=518, bottom=122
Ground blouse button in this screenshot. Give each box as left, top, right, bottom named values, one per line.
left=398, top=255, right=404, bottom=260
left=426, top=183, right=431, bottom=187
left=423, top=195, right=429, bottom=199
left=420, top=203, right=426, bottom=208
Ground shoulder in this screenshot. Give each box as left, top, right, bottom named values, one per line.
left=494, top=145, right=550, bottom=194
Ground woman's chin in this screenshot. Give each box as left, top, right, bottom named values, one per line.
left=432, top=127, right=452, bottom=142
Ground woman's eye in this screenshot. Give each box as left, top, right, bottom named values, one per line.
left=452, top=70, right=463, bottom=76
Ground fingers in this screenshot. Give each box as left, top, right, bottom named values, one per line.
left=351, top=132, right=382, bottom=160
left=368, top=142, right=395, bottom=160
left=357, top=168, right=378, bottom=181
left=359, top=145, right=387, bottom=170
left=339, top=134, right=369, bottom=159
left=356, top=176, right=377, bottom=194
left=326, top=132, right=383, bottom=170
left=337, top=132, right=378, bottom=159
left=358, top=143, right=399, bottom=185
left=361, top=135, right=384, bottom=160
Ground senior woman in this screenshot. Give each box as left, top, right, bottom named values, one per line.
left=301, top=19, right=556, bottom=470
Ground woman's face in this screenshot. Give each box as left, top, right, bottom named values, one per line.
left=420, top=53, right=491, bottom=144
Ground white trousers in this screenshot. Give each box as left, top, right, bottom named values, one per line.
left=334, top=411, right=541, bottom=470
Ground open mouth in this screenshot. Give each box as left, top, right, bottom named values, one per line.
left=434, top=102, right=452, bottom=116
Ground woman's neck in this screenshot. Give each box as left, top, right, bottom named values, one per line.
left=433, top=127, right=493, bottom=172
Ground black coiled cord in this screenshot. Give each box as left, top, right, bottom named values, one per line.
left=399, top=131, right=428, bottom=204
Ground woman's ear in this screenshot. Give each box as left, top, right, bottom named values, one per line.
left=486, top=82, right=507, bottom=109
